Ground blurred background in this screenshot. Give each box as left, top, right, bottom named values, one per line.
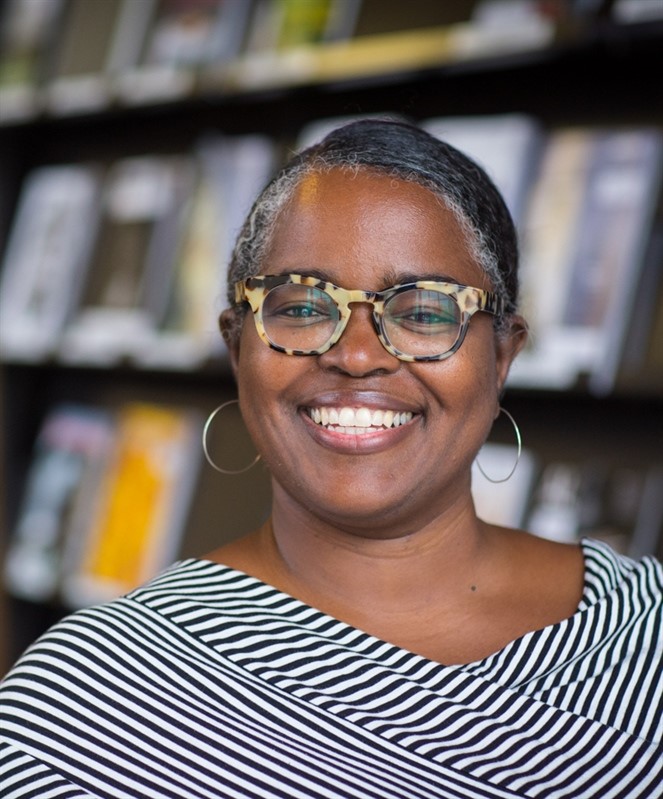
left=1, top=0, right=662, bottom=670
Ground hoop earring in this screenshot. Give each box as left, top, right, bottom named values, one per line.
left=202, top=400, right=261, bottom=475
left=475, top=406, right=522, bottom=484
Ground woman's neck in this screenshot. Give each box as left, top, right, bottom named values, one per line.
left=206, top=485, right=585, bottom=665
left=220, top=482, right=495, bottom=619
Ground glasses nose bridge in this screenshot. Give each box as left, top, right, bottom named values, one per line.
left=337, top=287, right=383, bottom=318
left=331, top=286, right=385, bottom=345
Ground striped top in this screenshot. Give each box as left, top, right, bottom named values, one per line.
left=1, top=538, right=661, bottom=798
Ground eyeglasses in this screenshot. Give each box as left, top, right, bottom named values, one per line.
left=235, top=273, right=504, bottom=362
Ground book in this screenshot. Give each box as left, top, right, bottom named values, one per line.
left=60, top=155, right=196, bottom=365
left=103, top=0, right=160, bottom=81
left=222, top=0, right=394, bottom=91
left=612, top=0, right=663, bottom=23
left=198, top=133, right=278, bottom=309
left=61, top=403, right=202, bottom=608
left=0, top=164, right=102, bottom=361
left=512, top=128, right=663, bottom=393
left=423, top=113, right=544, bottom=229
left=224, top=0, right=548, bottom=91
left=0, top=0, right=63, bottom=121
left=576, top=130, right=663, bottom=394
left=612, top=205, right=663, bottom=389
left=3, top=405, right=115, bottom=602
left=139, top=147, right=223, bottom=368
left=453, top=0, right=555, bottom=59
left=538, top=129, right=663, bottom=392
left=509, top=128, right=598, bottom=389
left=230, top=24, right=460, bottom=89
left=526, top=462, right=585, bottom=545
left=41, top=0, right=169, bottom=113
left=352, top=0, right=466, bottom=35
left=243, top=0, right=359, bottom=53
left=45, top=0, right=125, bottom=113
left=136, top=133, right=277, bottom=368
left=116, top=0, right=253, bottom=104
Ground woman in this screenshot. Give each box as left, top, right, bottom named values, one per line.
left=1, top=120, right=661, bottom=798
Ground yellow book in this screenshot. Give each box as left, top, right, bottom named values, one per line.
left=62, top=403, right=201, bottom=607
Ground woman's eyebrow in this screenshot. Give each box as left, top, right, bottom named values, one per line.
left=381, top=269, right=459, bottom=286
left=265, top=267, right=460, bottom=287
left=269, top=267, right=330, bottom=281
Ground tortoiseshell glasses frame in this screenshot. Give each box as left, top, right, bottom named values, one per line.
left=235, top=273, right=504, bottom=362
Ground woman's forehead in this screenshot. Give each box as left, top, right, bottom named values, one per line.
left=264, top=168, right=486, bottom=289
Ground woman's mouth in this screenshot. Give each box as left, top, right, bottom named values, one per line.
left=306, top=406, right=414, bottom=435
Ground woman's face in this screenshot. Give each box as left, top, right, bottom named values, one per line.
left=228, top=168, right=524, bottom=537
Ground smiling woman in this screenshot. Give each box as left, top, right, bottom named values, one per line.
left=224, top=165, right=521, bottom=537
left=1, top=120, right=661, bottom=799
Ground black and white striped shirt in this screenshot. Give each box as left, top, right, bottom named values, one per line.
left=1, top=539, right=661, bottom=798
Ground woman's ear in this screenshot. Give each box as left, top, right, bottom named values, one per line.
left=495, top=314, right=529, bottom=393
left=220, top=308, right=242, bottom=376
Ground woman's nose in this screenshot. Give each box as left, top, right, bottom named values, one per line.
left=317, top=303, right=399, bottom=376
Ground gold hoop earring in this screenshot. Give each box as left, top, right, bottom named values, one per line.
left=202, top=400, right=261, bottom=475
left=475, top=407, right=522, bottom=484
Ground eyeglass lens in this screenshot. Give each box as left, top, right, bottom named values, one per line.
left=261, top=284, right=462, bottom=357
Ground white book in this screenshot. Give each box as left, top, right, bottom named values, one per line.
left=0, top=164, right=101, bottom=360
left=45, top=0, right=159, bottom=113
left=581, top=130, right=663, bottom=394
left=526, top=463, right=583, bottom=545
left=45, top=0, right=124, bottom=113
left=613, top=0, right=663, bottom=23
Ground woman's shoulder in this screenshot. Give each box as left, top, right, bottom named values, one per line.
left=578, top=536, right=663, bottom=606
left=490, top=529, right=661, bottom=637
left=512, top=529, right=662, bottom=610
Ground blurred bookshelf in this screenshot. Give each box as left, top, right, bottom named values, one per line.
left=1, top=0, right=663, bottom=669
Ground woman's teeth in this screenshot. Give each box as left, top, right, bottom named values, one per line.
left=307, top=406, right=413, bottom=434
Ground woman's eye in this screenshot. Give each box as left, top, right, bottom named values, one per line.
left=407, top=310, right=449, bottom=323
left=284, top=304, right=324, bottom=318
left=269, top=302, right=332, bottom=321
left=393, top=307, right=456, bottom=327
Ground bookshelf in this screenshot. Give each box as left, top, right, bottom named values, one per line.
left=1, top=0, right=662, bottom=669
